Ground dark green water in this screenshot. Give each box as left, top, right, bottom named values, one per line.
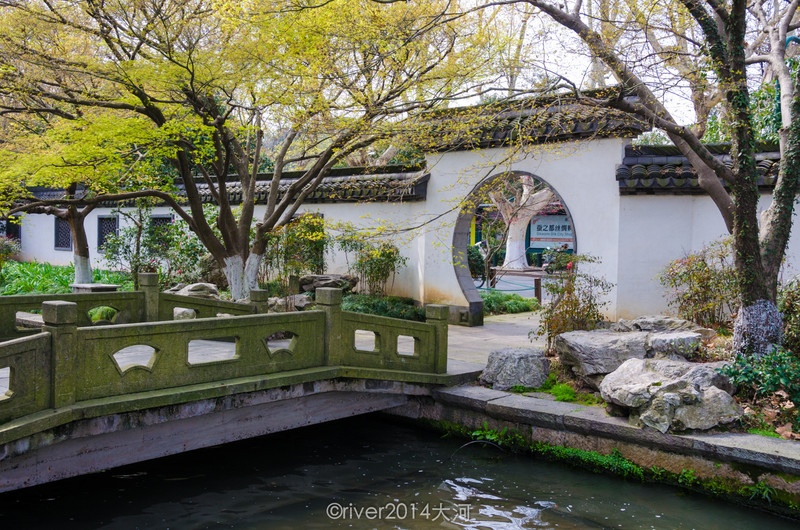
left=0, top=415, right=796, bottom=529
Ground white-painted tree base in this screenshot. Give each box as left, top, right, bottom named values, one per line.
left=73, top=255, right=93, bottom=284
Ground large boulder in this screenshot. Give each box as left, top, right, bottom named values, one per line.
left=167, top=282, right=220, bottom=299
left=480, top=347, right=550, bottom=391
left=299, top=274, right=358, bottom=293
left=554, top=330, right=649, bottom=389
left=647, top=331, right=703, bottom=360
left=600, top=359, right=741, bottom=433
left=612, top=315, right=715, bottom=341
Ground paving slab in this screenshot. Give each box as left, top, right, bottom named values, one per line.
left=687, top=432, right=800, bottom=475
left=564, top=406, right=696, bottom=453
left=433, top=385, right=508, bottom=411
left=447, top=311, right=544, bottom=368
left=485, top=393, right=584, bottom=430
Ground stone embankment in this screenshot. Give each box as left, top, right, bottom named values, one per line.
left=389, top=384, right=800, bottom=516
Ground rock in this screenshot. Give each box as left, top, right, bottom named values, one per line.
left=169, top=282, right=220, bottom=299
left=555, top=330, right=649, bottom=389
left=292, top=294, right=314, bottom=310
left=269, top=297, right=291, bottom=312
left=647, top=331, right=703, bottom=360
left=612, top=315, right=715, bottom=341
left=268, top=294, right=314, bottom=312
left=198, top=254, right=228, bottom=288
left=299, top=274, right=358, bottom=293
left=479, top=347, right=550, bottom=391
left=732, top=299, right=783, bottom=358
left=173, top=307, right=197, bottom=320
left=600, top=358, right=741, bottom=433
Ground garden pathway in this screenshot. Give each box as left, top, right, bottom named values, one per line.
left=447, top=311, right=544, bottom=368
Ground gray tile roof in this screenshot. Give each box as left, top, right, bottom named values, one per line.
left=616, top=144, right=781, bottom=194
left=415, top=90, right=651, bottom=152
left=191, top=167, right=429, bottom=204
left=28, top=166, right=430, bottom=205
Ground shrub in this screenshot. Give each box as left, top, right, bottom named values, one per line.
left=0, top=236, right=21, bottom=277
left=480, top=290, right=540, bottom=315
left=719, top=346, right=800, bottom=406
left=260, top=214, right=329, bottom=291
left=0, top=261, right=74, bottom=294
left=341, top=293, right=425, bottom=321
left=535, top=254, right=612, bottom=348
left=658, top=238, right=738, bottom=328
left=259, top=279, right=289, bottom=297
left=338, top=228, right=407, bottom=296
left=88, top=305, right=118, bottom=322
left=102, top=202, right=206, bottom=288
left=778, top=278, right=800, bottom=355
left=467, top=245, right=485, bottom=281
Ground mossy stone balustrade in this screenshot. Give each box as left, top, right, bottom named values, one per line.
left=0, top=276, right=450, bottom=446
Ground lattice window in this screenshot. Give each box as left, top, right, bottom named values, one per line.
left=97, top=216, right=118, bottom=251
left=150, top=215, right=173, bottom=229
left=54, top=218, right=72, bottom=250
left=0, top=219, right=20, bottom=243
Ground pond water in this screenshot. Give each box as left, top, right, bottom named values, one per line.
left=0, top=415, right=796, bottom=529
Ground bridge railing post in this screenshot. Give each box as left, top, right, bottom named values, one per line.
left=249, top=288, right=270, bottom=314
left=42, top=301, right=78, bottom=408
left=139, top=272, right=159, bottom=322
left=426, top=304, right=449, bottom=374
left=317, top=288, right=343, bottom=366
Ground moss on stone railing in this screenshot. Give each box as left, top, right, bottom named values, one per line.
left=0, top=276, right=450, bottom=443
left=0, top=291, right=145, bottom=340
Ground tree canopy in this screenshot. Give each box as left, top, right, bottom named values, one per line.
left=0, top=0, right=503, bottom=297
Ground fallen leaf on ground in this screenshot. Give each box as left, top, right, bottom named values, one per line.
left=776, top=423, right=792, bottom=439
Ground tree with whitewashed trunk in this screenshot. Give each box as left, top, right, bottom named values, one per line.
left=489, top=175, right=556, bottom=269
left=0, top=0, right=503, bottom=299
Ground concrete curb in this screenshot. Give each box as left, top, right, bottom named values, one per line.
left=432, top=385, right=800, bottom=475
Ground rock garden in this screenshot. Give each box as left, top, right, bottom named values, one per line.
left=479, top=244, right=800, bottom=442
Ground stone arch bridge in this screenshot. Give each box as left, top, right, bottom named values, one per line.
left=0, top=275, right=472, bottom=492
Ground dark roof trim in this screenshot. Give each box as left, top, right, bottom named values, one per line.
left=416, top=89, right=651, bottom=153
left=29, top=166, right=430, bottom=206
left=616, top=144, right=781, bottom=195
left=192, top=169, right=430, bottom=205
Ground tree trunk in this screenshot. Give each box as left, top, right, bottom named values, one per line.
left=223, top=255, right=247, bottom=301
left=68, top=211, right=93, bottom=284
left=503, top=217, right=530, bottom=268
left=489, top=182, right=555, bottom=270
left=244, top=252, right=263, bottom=295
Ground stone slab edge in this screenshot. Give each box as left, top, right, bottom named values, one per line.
left=433, top=385, right=800, bottom=475
left=0, top=365, right=479, bottom=447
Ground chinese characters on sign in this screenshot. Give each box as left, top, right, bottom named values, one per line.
left=529, top=214, right=573, bottom=249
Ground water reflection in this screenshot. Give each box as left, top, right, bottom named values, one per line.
left=0, top=415, right=796, bottom=529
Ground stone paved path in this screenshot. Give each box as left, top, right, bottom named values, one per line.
left=447, top=311, right=544, bottom=367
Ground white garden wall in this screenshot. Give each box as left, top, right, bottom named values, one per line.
left=12, top=136, right=800, bottom=324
